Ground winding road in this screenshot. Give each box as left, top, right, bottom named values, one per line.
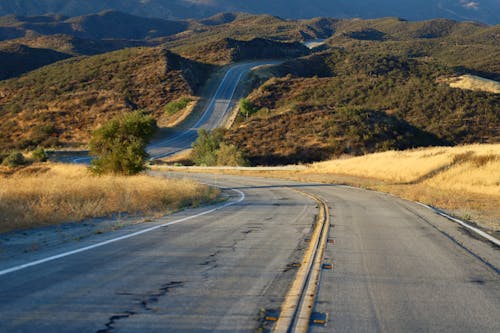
left=0, top=173, right=498, bottom=332
left=2, top=55, right=499, bottom=332
left=68, top=60, right=278, bottom=164
left=148, top=61, right=279, bottom=159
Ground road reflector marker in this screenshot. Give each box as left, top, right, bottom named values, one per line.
left=322, top=263, right=333, bottom=270
left=288, top=262, right=301, bottom=268
left=327, top=238, right=335, bottom=244
left=264, top=308, right=280, bottom=321
left=311, top=312, right=328, bottom=325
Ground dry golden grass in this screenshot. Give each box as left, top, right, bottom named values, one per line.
left=310, top=144, right=500, bottom=230
left=311, top=144, right=500, bottom=184
left=0, top=163, right=219, bottom=234
left=448, top=75, right=500, bottom=94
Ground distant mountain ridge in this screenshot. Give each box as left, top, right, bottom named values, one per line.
left=0, top=0, right=498, bottom=25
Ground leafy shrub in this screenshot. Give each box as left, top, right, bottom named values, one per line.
left=31, top=147, right=49, bottom=162
left=239, top=98, right=257, bottom=119
left=89, top=111, right=157, bottom=175
left=191, top=129, right=224, bottom=166
left=164, top=97, right=193, bottom=115
left=216, top=143, right=248, bottom=166
left=2, top=152, right=25, bottom=167
left=191, top=128, right=247, bottom=166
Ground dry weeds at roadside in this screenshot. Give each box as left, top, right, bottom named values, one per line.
left=312, top=144, right=500, bottom=230
left=0, top=163, right=219, bottom=234
left=311, top=144, right=500, bottom=184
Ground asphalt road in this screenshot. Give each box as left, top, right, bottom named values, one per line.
left=0, top=173, right=498, bottom=332
left=147, top=61, right=278, bottom=159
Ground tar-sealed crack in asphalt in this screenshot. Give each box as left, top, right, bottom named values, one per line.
left=96, top=281, right=184, bottom=333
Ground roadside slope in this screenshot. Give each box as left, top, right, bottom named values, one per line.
left=0, top=47, right=213, bottom=151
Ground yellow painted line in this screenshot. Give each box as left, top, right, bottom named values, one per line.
left=273, top=191, right=330, bottom=333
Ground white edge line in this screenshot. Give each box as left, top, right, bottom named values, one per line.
left=414, top=202, right=500, bottom=246
left=0, top=187, right=245, bottom=277
left=338, top=184, right=499, bottom=246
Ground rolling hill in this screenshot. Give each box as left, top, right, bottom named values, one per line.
left=0, top=0, right=498, bottom=24
left=0, top=10, right=189, bottom=41
left=0, top=43, right=71, bottom=80
left=0, top=47, right=213, bottom=150
left=0, top=13, right=498, bottom=162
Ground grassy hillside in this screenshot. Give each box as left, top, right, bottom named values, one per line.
left=225, top=47, right=499, bottom=165
left=0, top=11, right=192, bottom=79
left=176, top=37, right=309, bottom=65
left=163, top=14, right=337, bottom=63
left=0, top=34, right=151, bottom=56
left=0, top=47, right=213, bottom=150
left=0, top=14, right=498, bottom=158
left=0, top=11, right=190, bottom=40
left=324, top=18, right=500, bottom=80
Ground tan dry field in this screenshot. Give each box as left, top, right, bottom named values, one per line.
left=448, top=75, right=500, bottom=94
left=0, top=163, right=219, bottom=234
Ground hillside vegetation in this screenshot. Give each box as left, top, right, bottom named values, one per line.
left=223, top=18, right=499, bottom=165
left=0, top=47, right=212, bottom=150
left=177, top=37, right=310, bottom=65
left=0, top=14, right=498, bottom=157
left=0, top=11, right=189, bottom=41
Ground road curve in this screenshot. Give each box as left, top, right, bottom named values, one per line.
left=0, top=172, right=498, bottom=332
left=0, top=174, right=318, bottom=332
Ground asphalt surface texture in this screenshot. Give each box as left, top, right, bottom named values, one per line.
left=0, top=172, right=498, bottom=332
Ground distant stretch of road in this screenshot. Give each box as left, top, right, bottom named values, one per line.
left=0, top=172, right=498, bottom=332
left=147, top=60, right=279, bottom=159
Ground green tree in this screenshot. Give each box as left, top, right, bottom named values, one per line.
left=2, top=152, right=25, bottom=167
left=89, top=111, right=157, bottom=175
left=191, top=129, right=224, bottom=166
left=191, top=128, right=247, bottom=166
left=239, top=98, right=256, bottom=120
left=31, top=147, right=48, bottom=162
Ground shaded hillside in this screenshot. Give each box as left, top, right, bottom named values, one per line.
left=321, top=18, right=500, bottom=80
left=178, top=37, right=310, bottom=64
left=226, top=108, right=441, bottom=165
left=225, top=50, right=499, bottom=165
left=0, top=11, right=328, bottom=76
left=0, top=34, right=150, bottom=56
left=0, top=11, right=190, bottom=41
left=0, top=11, right=187, bottom=79
left=0, top=47, right=213, bottom=150
left=0, top=43, right=71, bottom=80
